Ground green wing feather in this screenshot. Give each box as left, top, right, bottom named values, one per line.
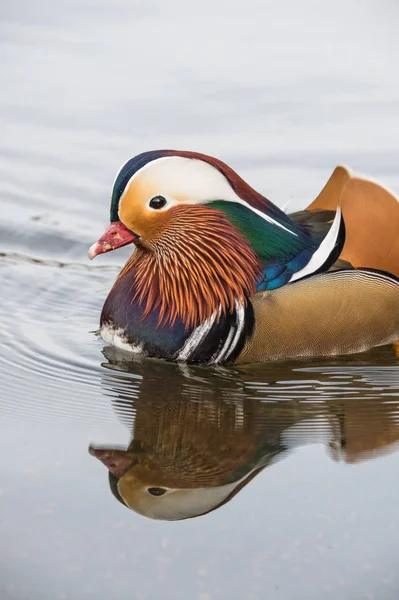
left=208, top=201, right=318, bottom=260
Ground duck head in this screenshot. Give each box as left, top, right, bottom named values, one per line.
left=88, top=149, right=297, bottom=260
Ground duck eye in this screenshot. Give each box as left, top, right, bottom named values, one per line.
left=147, top=487, right=167, bottom=496
left=149, top=195, right=167, bottom=210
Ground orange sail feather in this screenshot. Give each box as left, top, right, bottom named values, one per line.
left=307, top=167, right=399, bottom=277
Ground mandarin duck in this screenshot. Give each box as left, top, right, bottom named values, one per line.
left=89, top=151, right=399, bottom=364
left=90, top=357, right=399, bottom=520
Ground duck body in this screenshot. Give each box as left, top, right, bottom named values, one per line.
left=89, top=150, right=399, bottom=364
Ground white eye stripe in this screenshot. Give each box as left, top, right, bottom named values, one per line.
left=116, top=156, right=297, bottom=236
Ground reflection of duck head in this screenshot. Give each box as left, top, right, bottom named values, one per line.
left=90, top=346, right=399, bottom=520
left=90, top=351, right=301, bottom=520
left=90, top=441, right=268, bottom=521
left=90, top=358, right=289, bottom=519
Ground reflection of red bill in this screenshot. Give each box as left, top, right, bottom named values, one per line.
left=88, top=445, right=137, bottom=478
left=88, top=221, right=138, bottom=259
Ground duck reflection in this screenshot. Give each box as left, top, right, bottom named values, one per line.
left=90, top=346, right=399, bottom=520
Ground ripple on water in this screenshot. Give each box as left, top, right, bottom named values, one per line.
left=0, top=255, right=118, bottom=424
left=1, top=250, right=399, bottom=441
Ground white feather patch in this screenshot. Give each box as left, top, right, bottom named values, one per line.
left=119, top=156, right=297, bottom=236
left=176, top=311, right=218, bottom=361
left=214, top=301, right=246, bottom=364
left=289, top=207, right=342, bottom=283
left=100, top=324, right=144, bottom=354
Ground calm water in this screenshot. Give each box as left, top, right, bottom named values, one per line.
left=2, top=1, right=399, bottom=598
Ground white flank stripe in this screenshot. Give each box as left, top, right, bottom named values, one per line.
left=176, top=311, right=217, bottom=361
left=213, top=326, right=236, bottom=364
left=215, top=301, right=246, bottom=364
left=224, top=302, right=246, bottom=362
left=289, top=207, right=342, bottom=283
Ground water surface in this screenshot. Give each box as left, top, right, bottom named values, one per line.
left=1, top=1, right=399, bottom=598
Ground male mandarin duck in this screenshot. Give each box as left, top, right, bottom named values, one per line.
left=89, top=150, right=399, bottom=364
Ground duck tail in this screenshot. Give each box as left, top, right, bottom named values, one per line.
left=306, top=166, right=399, bottom=277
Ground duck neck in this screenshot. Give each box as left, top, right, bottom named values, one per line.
left=101, top=245, right=256, bottom=363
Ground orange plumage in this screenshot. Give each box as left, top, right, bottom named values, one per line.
left=306, top=166, right=399, bottom=277
left=116, top=205, right=261, bottom=329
